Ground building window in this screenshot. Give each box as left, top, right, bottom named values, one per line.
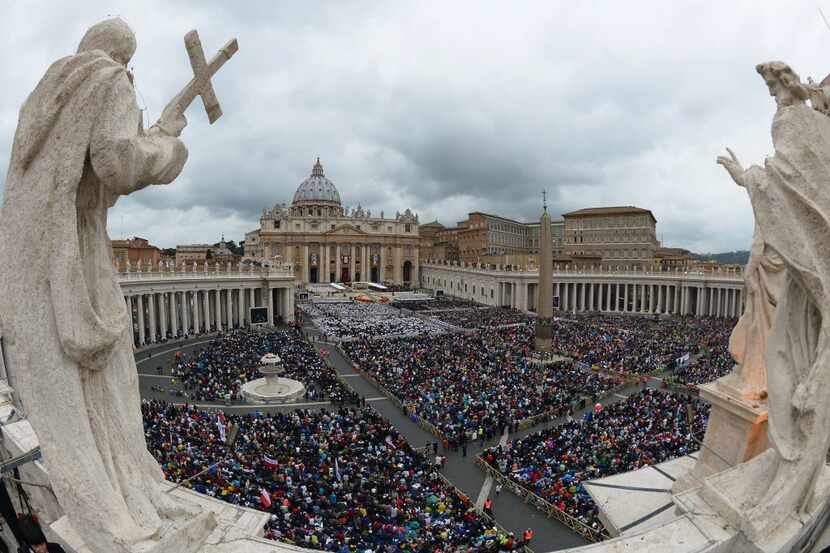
left=274, top=220, right=281, bottom=229
left=331, top=224, right=335, bottom=230
left=405, top=223, right=411, bottom=232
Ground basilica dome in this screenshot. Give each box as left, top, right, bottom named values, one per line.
left=291, top=158, right=341, bottom=207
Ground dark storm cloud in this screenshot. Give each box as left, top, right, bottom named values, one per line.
left=3, top=1, right=830, bottom=249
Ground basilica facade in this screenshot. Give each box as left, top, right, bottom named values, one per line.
left=245, top=158, right=422, bottom=286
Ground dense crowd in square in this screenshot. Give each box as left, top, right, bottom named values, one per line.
left=169, top=329, right=357, bottom=403
left=142, top=401, right=529, bottom=552
left=669, top=342, right=733, bottom=385
left=545, top=315, right=733, bottom=378
left=480, top=389, right=709, bottom=534
left=343, top=329, right=624, bottom=445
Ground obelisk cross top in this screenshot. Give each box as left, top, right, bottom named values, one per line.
left=158, top=30, right=238, bottom=132
left=542, top=189, right=548, bottom=212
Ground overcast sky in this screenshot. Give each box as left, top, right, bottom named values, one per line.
left=2, top=1, right=829, bottom=252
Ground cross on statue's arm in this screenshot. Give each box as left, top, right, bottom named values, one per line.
left=153, top=30, right=239, bottom=136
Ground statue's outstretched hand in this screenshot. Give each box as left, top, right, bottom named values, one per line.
left=150, top=95, right=188, bottom=138
left=717, top=148, right=746, bottom=187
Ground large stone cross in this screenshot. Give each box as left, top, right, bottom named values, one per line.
left=176, top=30, right=239, bottom=124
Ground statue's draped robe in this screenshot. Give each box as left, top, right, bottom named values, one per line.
left=727, top=225, right=784, bottom=397
left=742, top=102, right=830, bottom=528
left=0, top=49, right=187, bottom=550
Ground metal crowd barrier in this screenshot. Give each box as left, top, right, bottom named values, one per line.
left=474, top=456, right=609, bottom=543
left=432, top=471, right=536, bottom=553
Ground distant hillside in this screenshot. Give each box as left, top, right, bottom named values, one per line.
left=692, top=250, right=750, bottom=266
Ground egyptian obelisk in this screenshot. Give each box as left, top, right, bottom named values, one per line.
left=535, top=193, right=553, bottom=351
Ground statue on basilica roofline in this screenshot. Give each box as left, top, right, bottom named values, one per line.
left=716, top=60, right=830, bottom=543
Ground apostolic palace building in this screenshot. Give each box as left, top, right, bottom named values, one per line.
left=244, top=158, right=423, bottom=286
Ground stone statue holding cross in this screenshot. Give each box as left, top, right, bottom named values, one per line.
left=0, top=18, right=237, bottom=553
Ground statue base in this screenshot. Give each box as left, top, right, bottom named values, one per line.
left=674, top=448, right=830, bottom=553
left=50, top=483, right=305, bottom=552
left=51, top=505, right=217, bottom=553
left=673, top=376, right=768, bottom=493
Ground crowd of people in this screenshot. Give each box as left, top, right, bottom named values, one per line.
left=143, top=401, right=529, bottom=552
left=169, top=329, right=358, bottom=404
left=481, top=389, right=710, bottom=534
left=343, top=328, right=623, bottom=445
left=300, top=302, right=446, bottom=341
left=669, top=342, right=733, bottom=385
left=543, top=315, right=733, bottom=378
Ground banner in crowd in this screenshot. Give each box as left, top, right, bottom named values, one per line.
left=676, top=353, right=690, bottom=367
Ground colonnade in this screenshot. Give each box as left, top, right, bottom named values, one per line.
left=422, top=264, right=745, bottom=320
left=120, top=269, right=296, bottom=347
left=549, top=281, right=742, bottom=318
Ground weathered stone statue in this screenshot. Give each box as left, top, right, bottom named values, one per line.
left=716, top=60, right=830, bottom=542
left=0, top=18, right=235, bottom=553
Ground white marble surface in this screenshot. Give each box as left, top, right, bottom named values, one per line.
left=583, top=455, right=697, bottom=537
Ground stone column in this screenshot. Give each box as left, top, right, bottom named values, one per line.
left=350, top=245, right=356, bottom=281
left=213, top=288, right=221, bottom=330
left=624, top=283, right=629, bottom=312
left=321, top=244, right=329, bottom=283
left=335, top=244, right=341, bottom=282
left=192, top=290, right=200, bottom=333
left=393, top=246, right=402, bottom=283
left=159, top=292, right=167, bottom=340
left=579, top=283, right=586, bottom=312
left=227, top=287, right=233, bottom=328
left=362, top=246, right=368, bottom=282
left=190, top=290, right=196, bottom=333
left=303, top=245, right=310, bottom=283
left=640, top=284, right=646, bottom=313
left=126, top=296, right=135, bottom=345
left=170, top=292, right=178, bottom=337
left=137, top=294, right=145, bottom=345
left=238, top=288, right=245, bottom=328
left=588, top=282, right=594, bottom=312
left=181, top=292, right=189, bottom=334
left=412, top=246, right=420, bottom=287
left=286, top=286, right=295, bottom=322
left=267, top=286, right=274, bottom=325
left=204, top=289, right=212, bottom=331
left=248, top=288, right=255, bottom=313
left=147, top=294, right=156, bottom=344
